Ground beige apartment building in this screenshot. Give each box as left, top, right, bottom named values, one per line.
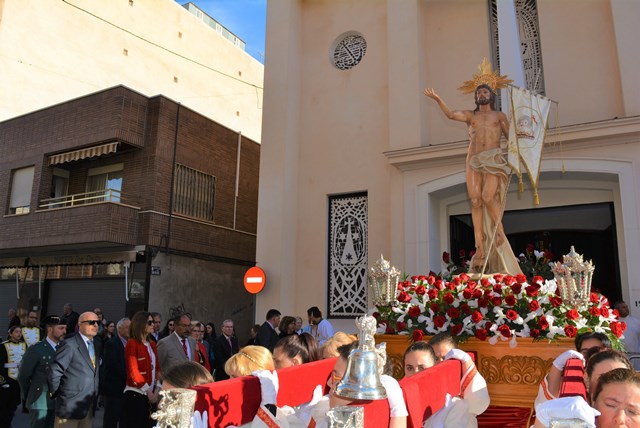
left=256, top=0, right=640, bottom=331
left=0, top=0, right=264, bottom=142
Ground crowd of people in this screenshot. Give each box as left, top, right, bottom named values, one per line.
left=2, top=300, right=640, bottom=428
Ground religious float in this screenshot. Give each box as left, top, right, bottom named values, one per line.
left=369, top=250, right=625, bottom=409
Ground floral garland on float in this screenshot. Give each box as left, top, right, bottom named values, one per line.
left=369, top=247, right=626, bottom=350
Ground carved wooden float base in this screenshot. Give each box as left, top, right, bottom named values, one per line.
left=376, top=334, right=574, bottom=408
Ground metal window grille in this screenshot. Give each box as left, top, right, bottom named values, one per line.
left=172, top=164, right=216, bottom=221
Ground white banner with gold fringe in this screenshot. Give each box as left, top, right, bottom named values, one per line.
left=507, top=86, right=552, bottom=205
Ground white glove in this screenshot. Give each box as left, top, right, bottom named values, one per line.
left=252, top=370, right=279, bottom=405
left=297, top=384, right=324, bottom=425
left=552, top=350, right=585, bottom=371
left=535, top=396, right=599, bottom=427
left=190, top=410, right=208, bottom=428
left=444, top=348, right=471, bottom=363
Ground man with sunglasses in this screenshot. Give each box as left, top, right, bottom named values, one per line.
left=49, top=312, right=102, bottom=428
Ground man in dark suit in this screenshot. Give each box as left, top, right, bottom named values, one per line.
left=157, top=314, right=197, bottom=373
left=18, top=315, right=66, bottom=428
left=49, top=311, right=102, bottom=427
left=255, top=309, right=281, bottom=352
left=61, top=303, right=80, bottom=338
left=100, top=317, right=130, bottom=428
left=212, top=319, right=239, bottom=381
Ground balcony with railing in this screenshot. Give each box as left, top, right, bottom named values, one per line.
left=39, top=188, right=125, bottom=209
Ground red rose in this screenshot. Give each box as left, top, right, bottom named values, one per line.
left=467, top=281, right=477, bottom=288
left=385, top=325, right=396, bottom=334
left=529, top=300, right=540, bottom=311
left=475, top=328, right=488, bottom=341
left=526, top=243, right=535, bottom=253
left=397, top=291, right=411, bottom=303
left=447, top=308, right=460, bottom=319
left=588, top=306, right=601, bottom=317
left=443, top=293, right=455, bottom=305
left=459, top=249, right=466, bottom=258
left=610, top=321, right=625, bottom=338
left=505, top=295, right=517, bottom=306
left=411, top=275, right=418, bottom=283
left=451, top=324, right=463, bottom=336
left=433, top=315, right=446, bottom=328
left=427, top=289, right=438, bottom=300
left=544, top=250, right=554, bottom=260
left=427, top=275, right=436, bottom=285
left=459, top=273, right=470, bottom=282
left=530, top=328, right=541, bottom=338
left=481, top=278, right=490, bottom=287
left=590, top=292, right=600, bottom=303
left=550, top=296, right=563, bottom=307
left=516, top=274, right=527, bottom=284
left=525, top=285, right=540, bottom=297
left=601, top=306, right=610, bottom=318
left=484, top=289, right=492, bottom=297
left=511, top=283, right=523, bottom=295
left=567, top=309, right=580, bottom=320
left=478, top=297, right=489, bottom=308
left=442, top=251, right=451, bottom=264
left=435, top=279, right=444, bottom=290
left=453, top=277, right=462, bottom=286
left=564, top=325, right=578, bottom=338
left=613, top=309, right=620, bottom=319
left=504, top=276, right=516, bottom=286
left=493, top=274, right=504, bottom=283
left=493, top=284, right=503, bottom=293
left=491, top=296, right=502, bottom=306
left=484, top=321, right=493, bottom=330
left=471, top=311, right=484, bottom=324
left=460, top=304, right=471, bottom=314
left=506, top=309, right=518, bottom=321
left=532, top=276, right=544, bottom=285
left=412, top=329, right=424, bottom=342
left=415, top=285, right=426, bottom=296
left=430, top=303, right=440, bottom=314
left=408, top=306, right=421, bottom=318
left=462, top=289, right=473, bottom=299
left=538, top=316, right=549, bottom=330
left=473, top=288, right=483, bottom=298
left=498, top=324, right=512, bottom=338
left=418, top=275, right=427, bottom=282
left=396, top=321, right=407, bottom=331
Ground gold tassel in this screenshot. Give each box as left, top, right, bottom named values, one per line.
left=534, top=190, right=540, bottom=205
left=518, top=175, right=524, bottom=193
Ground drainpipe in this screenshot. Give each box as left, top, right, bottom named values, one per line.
left=233, top=131, right=242, bottom=229
left=165, top=103, right=181, bottom=252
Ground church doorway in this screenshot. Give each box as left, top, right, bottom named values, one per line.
left=449, top=202, right=622, bottom=303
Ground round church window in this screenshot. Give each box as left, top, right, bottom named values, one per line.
left=331, top=32, right=367, bottom=70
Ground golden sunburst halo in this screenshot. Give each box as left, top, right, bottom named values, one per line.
left=458, top=58, right=513, bottom=94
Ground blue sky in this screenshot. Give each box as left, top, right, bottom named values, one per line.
left=178, top=0, right=267, bottom=63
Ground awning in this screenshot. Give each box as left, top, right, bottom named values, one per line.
left=49, top=142, right=119, bottom=165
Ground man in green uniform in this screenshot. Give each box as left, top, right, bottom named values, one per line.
left=18, top=315, right=67, bottom=428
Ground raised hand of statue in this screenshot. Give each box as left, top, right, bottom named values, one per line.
left=423, top=88, right=440, bottom=101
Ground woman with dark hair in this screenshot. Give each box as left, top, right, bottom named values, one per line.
left=158, top=319, right=175, bottom=340
left=273, top=333, right=320, bottom=369
left=278, top=316, right=298, bottom=339
left=101, top=320, right=116, bottom=342
left=0, top=325, right=25, bottom=427
left=124, top=311, right=161, bottom=427
left=246, top=324, right=261, bottom=346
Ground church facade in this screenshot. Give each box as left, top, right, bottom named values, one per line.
left=256, top=0, right=640, bottom=331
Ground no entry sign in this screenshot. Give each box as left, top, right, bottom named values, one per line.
left=244, top=266, right=266, bottom=294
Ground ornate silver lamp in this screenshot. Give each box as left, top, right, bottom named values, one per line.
left=551, top=246, right=594, bottom=309
left=334, top=315, right=387, bottom=400
left=151, top=388, right=197, bottom=428
left=327, top=405, right=365, bottom=428
left=368, top=255, right=401, bottom=306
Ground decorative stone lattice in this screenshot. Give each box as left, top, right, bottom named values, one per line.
left=489, top=0, right=546, bottom=96
left=331, top=33, right=367, bottom=70
left=328, top=193, right=368, bottom=318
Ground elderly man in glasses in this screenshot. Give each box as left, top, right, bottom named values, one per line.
left=49, top=311, right=102, bottom=428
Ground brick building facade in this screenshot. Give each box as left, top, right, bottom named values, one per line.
left=0, top=86, right=259, bottom=340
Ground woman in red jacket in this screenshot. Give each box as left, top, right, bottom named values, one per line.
left=124, top=311, right=160, bottom=427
